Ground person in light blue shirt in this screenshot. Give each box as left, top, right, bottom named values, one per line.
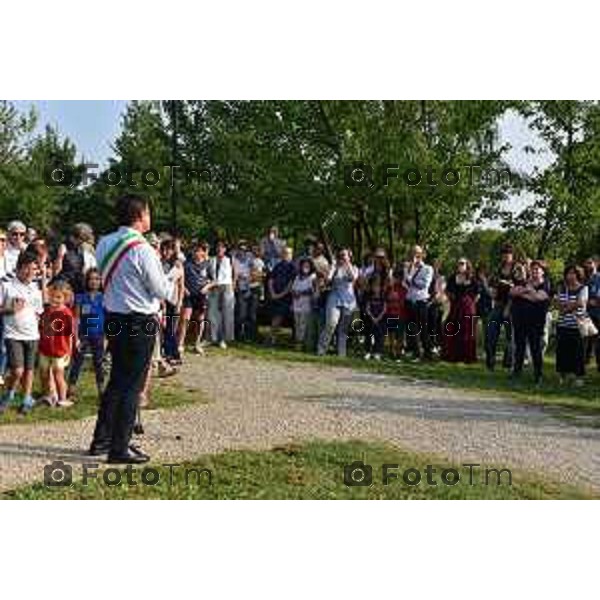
left=89, top=194, right=183, bottom=464
left=317, top=247, right=358, bottom=357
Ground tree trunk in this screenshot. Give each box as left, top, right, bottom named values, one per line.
left=414, top=204, right=421, bottom=245
left=356, top=221, right=363, bottom=262
left=386, top=197, right=395, bottom=261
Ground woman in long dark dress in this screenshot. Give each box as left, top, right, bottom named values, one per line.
left=444, top=258, right=479, bottom=363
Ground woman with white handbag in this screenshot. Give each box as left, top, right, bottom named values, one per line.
left=555, top=265, right=592, bottom=386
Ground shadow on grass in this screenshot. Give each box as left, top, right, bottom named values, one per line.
left=229, top=341, right=600, bottom=417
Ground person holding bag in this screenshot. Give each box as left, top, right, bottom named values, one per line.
left=555, top=265, right=589, bottom=387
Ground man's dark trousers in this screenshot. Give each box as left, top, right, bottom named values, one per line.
left=407, top=300, right=433, bottom=359
left=91, top=313, right=156, bottom=457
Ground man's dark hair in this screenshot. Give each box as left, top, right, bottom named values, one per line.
left=16, top=250, right=39, bottom=271
left=116, top=194, right=149, bottom=227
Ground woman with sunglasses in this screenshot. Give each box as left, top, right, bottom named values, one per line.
left=5, top=220, right=27, bottom=277
left=443, top=258, right=479, bottom=363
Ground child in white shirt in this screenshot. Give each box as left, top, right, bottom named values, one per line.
left=0, top=252, right=44, bottom=414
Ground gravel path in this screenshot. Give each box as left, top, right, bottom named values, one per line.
left=1, top=354, right=599, bottom=493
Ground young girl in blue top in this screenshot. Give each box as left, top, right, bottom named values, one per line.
left=67, top=268, right=105, bottom=398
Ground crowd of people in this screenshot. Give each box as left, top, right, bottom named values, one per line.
left=0, top=217, right=599, bottom=416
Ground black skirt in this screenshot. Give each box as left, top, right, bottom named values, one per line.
left=556, top=326, right=585, bottom=376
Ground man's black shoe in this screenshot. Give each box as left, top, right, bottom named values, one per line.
left=107, top=451, right=150, bottom=464
left=89, top=443, right=111, bottom=456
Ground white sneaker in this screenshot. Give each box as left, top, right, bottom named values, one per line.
left=574, top=378, right=585, bottom=388
left=0, top=375, right=4, bottom=386
left=373, top=354, right=382, bottom=361
left=56, top=399, right=74, bottom=408
left=364, top=353, right=372, bottom=361
left=219, top=340, right=228, bottom=350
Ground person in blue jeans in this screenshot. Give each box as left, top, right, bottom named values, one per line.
left=67, top=268, right=105, bottom=398
left=485, top=244, right=515, bottom=370
left=317, top=248, right=359, bottom=357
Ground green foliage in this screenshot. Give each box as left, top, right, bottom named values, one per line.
left=507, top=101, right=600, bottom=259
left=1, top=100, right=598, bottom=266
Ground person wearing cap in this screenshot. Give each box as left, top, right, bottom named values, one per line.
left=485, top=243, right=515, bottom=371
left=5, top=220, right=27, bottom=277
left=54, top=223, right=97, bottom=294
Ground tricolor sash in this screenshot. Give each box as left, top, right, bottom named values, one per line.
left=99, top=230, right=146, bottom=290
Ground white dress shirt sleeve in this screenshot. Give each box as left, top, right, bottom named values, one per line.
left=138, top=244, right=178, bottom=305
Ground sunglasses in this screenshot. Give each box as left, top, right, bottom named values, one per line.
left=11, top=231, right=25, bottom=237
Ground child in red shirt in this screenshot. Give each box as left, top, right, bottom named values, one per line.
left=385, top=267, right=409, bottom=360
left=39, top=281, right=76, bottom=407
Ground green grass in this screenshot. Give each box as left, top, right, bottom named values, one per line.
left=229, top=338, right=600, bottom=417
left=5, top=440, right=592, bottom=499
left=0, top=370, right=207, bottom=426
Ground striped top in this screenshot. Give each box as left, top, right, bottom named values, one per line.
left=556, top=285, right=588, bottom=329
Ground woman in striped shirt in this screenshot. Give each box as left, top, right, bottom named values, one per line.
left=555, top=265, right=589, bottom=386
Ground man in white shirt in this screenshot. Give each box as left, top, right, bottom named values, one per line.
left=405, top=245, right=434, bottom=361
left=89, top=194, right=183, bottom=464
left=5, top=220, right=27, bottom=277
